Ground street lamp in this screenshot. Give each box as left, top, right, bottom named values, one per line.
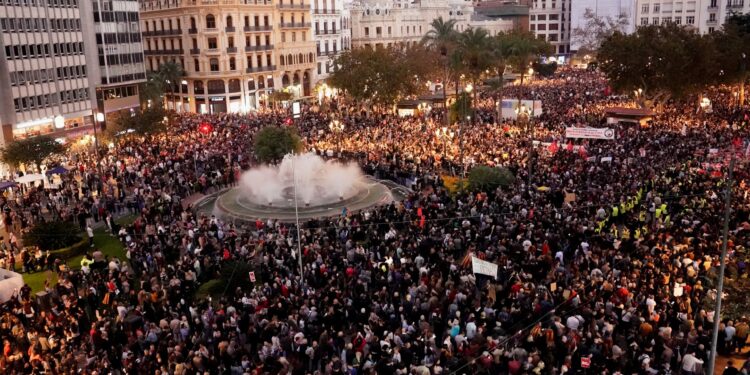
left=516, top=104, right=534, bottom=191
left=435, top=126, right=455, bottom=166
left=329, top=119, right=344, bottom=153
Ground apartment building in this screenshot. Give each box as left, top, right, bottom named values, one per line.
left=635, top=0, right=750, bottom=34
left=0, top=0, right=96, bottom=144
left=87, top=0, right=147, bottom=124
left=139, top=0, right=316, bottom=113
left=312, top=0, right=350, bottom=82
left=529, top=0, right=571, bottom=56
left=350, top=0, right=516, bottom=50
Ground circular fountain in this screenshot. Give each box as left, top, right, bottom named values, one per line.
left=202, top=153, right=399, bottom=222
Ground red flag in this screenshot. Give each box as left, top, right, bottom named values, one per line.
left=578, top=144, right=588, bottom=159
left=732, top=137, right=743, bottom=149
left=566, top=141, right=574, bottom=152
left=548, top=141, right=559, bottom=154
left=419, top=216, right=425, bottom=228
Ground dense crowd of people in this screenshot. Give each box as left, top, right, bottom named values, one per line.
left=0, top=67, right=749, bottom=375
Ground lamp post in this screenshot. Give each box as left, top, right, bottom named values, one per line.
left=516, top=104, right=533, bottom=191
left=435, top=126, right=455, bottom=170
left=329, top=119, right=344, bottom=154
left=459, top=84, right=473, bottom=182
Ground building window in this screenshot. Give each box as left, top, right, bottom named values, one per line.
left=226, top=16, right=233, bottom=28
left=674, top=17, right=681, bottom=25
left=210, top=58, right=219, bottom=71
left=641, top=4, right=649, bottom=13
left=229, top=57, right=236, bottom=70
left=708, top=27, right=715, bottom=33
left=709, top=13, right=716, bottom=22
left=206, top=14, right=216, bottom=29
left=208, top=38, right=217, bottom=49
left=686, top=16, right=695, bottom=25
left=653, top=4, right=660, bottom=12
left=364, top=27, right=369, bottom=36
left=641, top=17, right=648, bottom=25
left=191, top=17, right=196, bottom=29
left=194, top=58, right=200, bottom=72
left=317, top=62, right=321, bottom=74
left=653, top=17, right=659, bottom=24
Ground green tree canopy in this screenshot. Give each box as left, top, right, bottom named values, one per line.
left=449, top=92, right=473, bottom=125
left=1, top=135, right=66, bottom=171
left=110, top=106, right=169, bottom=137
left=330, top=44, right=437, bottom=106
left=23, top=221, right=82, bottom=251
left=140, top=61, right=185, bottom=107
left=500, top=30, right=553, bottom=86
left=453, top=27, right=494, bottom=86
left=468, top=165, right=515, bottom=191
left=253, top=126, right=302, bottom=163
left=598, top=24, right=718, bottom=100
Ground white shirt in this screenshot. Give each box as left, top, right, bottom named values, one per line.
left=681, top=353, right=704, bottom=371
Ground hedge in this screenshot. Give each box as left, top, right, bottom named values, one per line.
left=48, top=238, right=88, bottom=260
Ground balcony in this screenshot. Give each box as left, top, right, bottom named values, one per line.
left=315, top=29, right=340, bottom=36
left=317, top=50, right=339, bottom=57
left=190, top=48, right=201, bottom=54
left=245, top=44, right=274, bottom=52
left=227, top=47, right=238, bottom=53
left=280, top=22, right=311, bottom=29
left=188, top=28, right=198, bottom=34
left=244, top=25, right=273, bottom=32
left=277, top=3, right=307, bottom=9
left=313, top=9, right=340, bottom=15
left=727, top=1, right=744, bottom=8
left=246, top=65, right=276, bottom=73
left=205, top=48, right=221, bottom=55
left=145, top=49, right=184, bottom=55
left=225, top=26, right=236, bottom=32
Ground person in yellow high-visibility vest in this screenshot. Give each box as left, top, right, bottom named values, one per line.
left=634, top=228, right=641, bottom=239
left=612, top=206, right=619, bottom=217
left=655, top=207, right=662, bottom=219
left=639, top=210, right=647, bottom=222
left=621, top=227, right=630, bottom=239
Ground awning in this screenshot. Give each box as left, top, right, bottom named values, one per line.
left=0, top=181, right=16, bottom=190
left=45, top=166, right=68, bottom=175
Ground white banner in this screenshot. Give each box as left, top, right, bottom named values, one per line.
left=471, top=257, right=498, bottom=279
left=500, top=99, right=543, bottom=119
left=565, top=127, right=615, bottom=140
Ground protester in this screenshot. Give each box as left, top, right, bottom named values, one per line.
left=0, top=67, right=748, bottom=374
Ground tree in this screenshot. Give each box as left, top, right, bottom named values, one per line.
left=253, top=126, right=302, bottom=163
left=449, top=92, right=473, bottom=125
left=23, top=221, right=82, bottom=251
left=268, top=91, right=293, bottom=110
left=572, top=8, right=630, bottom=53
left=1, top=135, right=66, bottom=171
left=502, top=30, right=553, bottom=89
left=598, top=24, right=718, bottom=101
left=423, top=17, right=459, bottom=123
left=330, top=45, right=436, bottom=106
left=109, top=106, right=168, bottom=137
left=713, top=14, right=750, bottom=105
left=532, top=61, right=558, bottom=78
left=140, top=61, right=185, bottom=108
left=468, top=165, right=515, bottom=191
left=454, top=28, right=494, bottom=92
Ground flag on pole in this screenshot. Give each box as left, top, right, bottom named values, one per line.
left=548, top=141, right=559, bottom=154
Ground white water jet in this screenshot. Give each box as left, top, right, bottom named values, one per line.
left=240, top=153, right=366, bottom=207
